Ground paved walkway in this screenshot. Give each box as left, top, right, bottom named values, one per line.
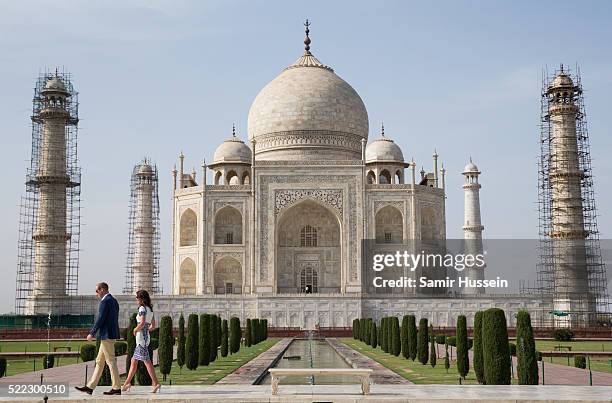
left=328, top=338, right=411, bottom=384
left=218, top=338, right=291, bottom=384
left=1, top=384, right=611, bottom=402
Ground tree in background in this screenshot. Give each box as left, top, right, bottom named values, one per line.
left=430, top=329, right=437, bottom=368
left=380, top=317, right=387, bottom=352
left=360, top=318, right=366, bottom=342
left=417, top=318, right=429, bottom=365
left=473, top=311, right=485, bottom=384
left=407, top=315, right=417, bottom=361
left=221, top=319, right=229, bottom=357
left=185, top=314, right=199, bottom=370
left=158, top=315, right=173, bottom=381
left=352, top=319, right=359, bottom=340
left=364, top=318, right=371, bottom=345
left=245, top=319, right=252, bottom=347
left=177, top=314, right=186, bottom=373
left=482, top=308, right=511, bottom=385
left=401, top=315, right=409, bottom=359
left=199, top=314, right=210, bottom=366
left=444, top=340, right=450, bottom=373
left=456, top=314, right=469, bottom=379
left=229, top=317, right=241, bottom=354
left=370, top=321, right=378, bottom=349
left=516, top=310, right=538, bottom=385
left=391, top=317, right=401, bottom=356
left=208, top=315, right=217, bottom=363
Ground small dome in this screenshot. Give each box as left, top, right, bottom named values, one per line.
left=551, top=73, right=574, bottom=88
left=138, top=164, right=153, bottom=175
left=366, top=133, right=404, bottom=163
left=213, top=136, right=252, bottom=164
left=463, top=160, right=480, bottom=173
left=43, top=76, right=67, bottom=92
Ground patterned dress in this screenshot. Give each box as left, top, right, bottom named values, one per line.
left=133, top=306, right=153, bottom=361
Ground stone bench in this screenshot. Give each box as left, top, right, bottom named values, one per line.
left=268, top=368, right=373, bottom=395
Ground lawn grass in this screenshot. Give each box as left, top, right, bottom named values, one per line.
left=340, top=338, right=483, bottom=385
left=535, top=340, right=612, bottom=374
left=1, top=340, right=96, bottom=376
left=156, top=338, right=278, bottom=385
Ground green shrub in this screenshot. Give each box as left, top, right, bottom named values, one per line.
left=209, top=314, right=217, bottom=362
left=120, top=327, right=128, bottom=341
left=380, top=317, right=387, bottom=352
left=262, top=319, right=268, bottom=340
left=177, top=313, right=186, bottom=370
left=114, top=341, right=127, bottom=356
left=199, top=314, right=210, bottom=366
left=535, top=351, right=542, bottom=361
left=360, top=318, right=366, bottom=342
left=467, top=339, right=473, bottom=350
left=0, top=358, right=6, bottom=377
left=482, top=308, right=511, bottom=385
left=401, top=315, right=409, bottom=359
left=42, top=355, right=54, bottom=369
left=221, top=319, right=229, bottom=357
left=456, top=315, right=469, bottom=379
left=430, top=331, right=436, bottom=368
left=392, top=317, right=401, bottom=356
left=407, top=315, right=417, bottom=361
left=417, top=318, right=429, bottom=365
left=574, top=355, right=586, bottom=369
left=516, top=310, right=538, bottom=385
left=435, top=335, right=446, bottom=345
left=473, top=310, right=485, bottom=384
left=444, top=342, right=450, bottom=373
left=364, top=318, right=371, bottom=345
left=447, top=336, right=456, bottom=347
left=353, top=319, right=359, bottom=340
left=509, top=343, right=516, bottom=356
left=370, top=322, right=378, bottom=349
left=80, top=344, right=96, bottom=362
left=251, top=318, right=259, bottom=345
left=229, top=317, right=241, bottom=354
left=158, top=315, right=173, bottom=380
left=185, top=313, right=199, bottom=370
left=245, top=319, right=252, bottom=347
left=553, top=328, right=573, bottom=342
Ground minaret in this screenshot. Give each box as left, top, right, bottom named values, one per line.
left=125, top=159, right=161, bottom=294
left=33, top=75, right=73, bottom=298
left=462, top=158, right=485, bottom=294
left=546, top=67, right=591, bottom=325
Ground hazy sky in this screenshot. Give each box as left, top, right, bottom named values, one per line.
left=1, top=0, right=611, bottom=313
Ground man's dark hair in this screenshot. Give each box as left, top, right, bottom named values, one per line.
left=97, top=282, right=109, bottom=291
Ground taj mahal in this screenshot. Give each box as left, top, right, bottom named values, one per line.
left=24, top=22, right=593, bottom=329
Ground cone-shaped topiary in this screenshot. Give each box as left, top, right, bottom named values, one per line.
left=473, top=311, right=485, bottom=384
left=177, top=313, right=186, bottom=371
left=185, top=313, right=199, bottom=370
left=199, top=314, right=210, bottom=366
left=482, top=308, right=511, bottom=385
left=516, top=310, right=538, bottom=385
left=229, top=317, right=241, bottom=354
left=417, top=318, right=429, bottom=365
left=407, top=315, right=417, bottom=361
left=158, top=315, right=173, bottom=381
left=456, top=314, right=469, bottom=379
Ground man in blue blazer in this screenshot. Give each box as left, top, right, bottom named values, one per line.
left=75, top=282, right=122, bottom=395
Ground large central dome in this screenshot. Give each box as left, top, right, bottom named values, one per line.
left=247, top=29, right=369, bottom=161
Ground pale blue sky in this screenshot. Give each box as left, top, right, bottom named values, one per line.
left=1, top=0, right=611, bottom=312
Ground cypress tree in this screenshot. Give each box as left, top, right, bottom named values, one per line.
left=407, top=315, right=417, bottom=361
left=377, top=323, right=381, bottom=348
left=370, top=322, right=378, bottom=349
left=208, top=314, right=217, bottom=363
left=352, top=319, right=359, bottom=339
left=516, top=310, right=538, bottom=385
left=186, top=313, right=199, bottom=370
left=386, top=317, right=393, bottom=354
left=229, top=317, right=241, bottom=354
left=393, top=317, right=401, bottom=356
left=430, top=330, right=437, bottom=368
left=158, top=315, right=173, bottom=381
left=364, top=318, right=371, bottom=345
left=126, top=313, right=137, bottom=382
left=417, top=318, right=429, bottom=365
left=360, top=318, right=366, bottom=341
left=444, top=341, right=450, bottom=373
left=251, top=319, right=259, bottom=344
left=456, top=314, right=469, bottom=379
left=380, top=318, right=387, bottom=352
left=245, top=319, right=252, bottom=347
left=199, top=314, right=210, bottom=366
left=177, top=314, right=186, bottom=372
left=482, top=308, right=511, bottom=385
left=221, top=319, right=229, bottom=357
left=401, top=315, right=409, bottom=359
left=473, top=310, right=485, bottom=384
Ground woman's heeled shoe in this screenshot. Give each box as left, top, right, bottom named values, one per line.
left=151, top=384, right=161, bottom=394
left=121, top=384, right=131, bottom=392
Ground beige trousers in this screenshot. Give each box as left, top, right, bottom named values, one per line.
left=87, top=339, right=121, bottom=390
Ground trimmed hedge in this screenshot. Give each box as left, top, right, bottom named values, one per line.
left=114, top=341, right=127, bottom=356
left=516, top=310, right=538, bottom=385
left=473, top=310, right=485, bottom=384
left=391, top=317, right=401, bottom=356
left=42, top=355, right=54, bottom=369
left=482, top=308, right=511, bottom=385
left=229, top=317, right=241, bottom=354
left=208, top=314, right=217, bottom=363
left=509, top=343, right=516, bottom=356
left=364, top=318, right=371, bottom=345
left=407, top=315, right=417, bottom=361
left=80, top=344, right=96, bottom=362
left=417, top=318, right=429, bottom=365
left=0, top=358, right=6, bottom=377
left=456, top=315, right=469, bottom=379
left=447, top=336, right=456, bottom=347
left=553, top=328, right=573, bottom=342
left=199, top=314, right=210, bottom=366
left=245, top=319, right=252, bottom=347
left=158, top=315, right=173, bottom=380
left=574, top=355, right=586, bottom=369
left=381, top=317, right=387, bottom=352
left=353, top=319, right=359, bottom=340
left=177, top=313, right=186, bottom=369
left=435, top=335, right=446, bottom=345
left=401, top=315, right=409, bottom=359
left=221, top=319, right=229, bottom=357
left=185, top=313, right=199, bottom=370
left=370, top=321, right=378, bottom=348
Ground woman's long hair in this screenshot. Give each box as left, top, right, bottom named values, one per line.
left=136, top=289, right=153, bottom=311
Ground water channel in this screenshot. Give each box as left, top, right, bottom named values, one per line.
left=260, top=338, right=358, bottom=385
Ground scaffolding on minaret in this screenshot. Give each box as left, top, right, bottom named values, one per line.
left=14, top=70, right=81, bottom=315
left=123, top=158, right=162, bottom=294
left=523, top=65, right=610, bottom=326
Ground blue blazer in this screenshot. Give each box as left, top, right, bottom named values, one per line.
left=89, top=293, right=120, bottom=340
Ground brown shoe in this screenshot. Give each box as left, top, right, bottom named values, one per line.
left=103, top=389, right=121, bottom=395
left=75, top=386, right=93, bottom=395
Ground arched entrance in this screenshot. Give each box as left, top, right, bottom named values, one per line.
left=276, top=199, right=341, bottom=294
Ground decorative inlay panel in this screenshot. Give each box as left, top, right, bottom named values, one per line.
left=274, top=189, right=342, bottom=217
left=374, top=200, right=405, bottom=213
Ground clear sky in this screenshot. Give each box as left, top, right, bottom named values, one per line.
left=1, top=0, right=611, bottom=313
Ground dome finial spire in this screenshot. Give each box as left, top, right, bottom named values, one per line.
left=232, top=123, right=236, bottom=138
left=304, top=18, right=311, bottom=54
left=381, top=122, right=385, bottom=137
